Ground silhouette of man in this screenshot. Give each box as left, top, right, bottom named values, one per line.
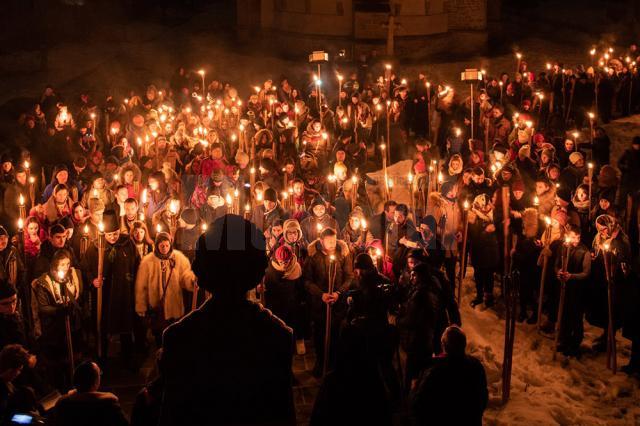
left=159, top=215, right=295, bottom=425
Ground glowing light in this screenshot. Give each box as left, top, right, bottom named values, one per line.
left=98, top=222, right=105, bottom=233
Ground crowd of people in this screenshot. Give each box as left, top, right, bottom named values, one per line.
left=0, top=41, right=640, bottom=425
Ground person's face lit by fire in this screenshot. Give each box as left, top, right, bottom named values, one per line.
left=321, top=235, right=337, bottom=253
left=158, top=240, right=171, bottom=256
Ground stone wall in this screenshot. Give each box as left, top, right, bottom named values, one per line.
left=445, top=0, right=487, bottom=30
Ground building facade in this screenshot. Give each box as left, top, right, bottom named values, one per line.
left=236, top=0, right=498, bottom=59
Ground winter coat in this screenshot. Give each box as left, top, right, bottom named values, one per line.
left=426, top=193, right=462, bottom=255
left=586, top=234, right=629, bottom=329
left=52, top=390, right=128, bottom=426
left=468, top=210, right=499, bottom=270
left=31, top=269, right=82, bottom=342
left=396, top=277, right=441, bottom=380
left=251, top=204, right=288, bottom=234
left=303, top=239, right=353, bottom=317
left=83, top=236, right=139, bottom=335
left=135, top=250, right=195, bottom=321
left=411, top=354, right=488, bottom=426
left=264, top=263, right=303, bottom=331
left=159, top=298, right=295, bottom=426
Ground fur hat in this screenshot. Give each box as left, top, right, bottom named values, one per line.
left=282, top=219, right=302, bottom=240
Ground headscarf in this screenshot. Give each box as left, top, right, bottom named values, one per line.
left=154, top=231, right=173, bottom=260
left=472, top=193, right=493, bottom=222
left=592, top=214, right=620, bottom=255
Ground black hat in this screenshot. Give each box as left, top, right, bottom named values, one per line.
left=633, top=136, right=640, bottom=146
left=354, top=252, right=374, bottom=270
left=192, top=215, right=267, bottom=295
left=0, top=280, right=16, bottom=300
left=556, top=186, right=571, bottom=204
left=180, top=208, right=198, bottom=226
left=102, top=210, right=120, bottom=233
left=0, top=226, right=7, bottom=237
left=264, top=188, right=278, bottom=202
left=420, top=215, right=437, bottom=234
left=0, top=153, right=13, bottom=164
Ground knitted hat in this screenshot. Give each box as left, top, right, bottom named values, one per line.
left=180, top=208, right=198, bottom=226
left=354, top=252, right=375, bottom=270
left=274, top=244, right=294, bottom=265
left=569, top=152, right=583, bottom=165
left=512, top=180, right=525, bottom=192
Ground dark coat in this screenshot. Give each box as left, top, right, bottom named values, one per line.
left=251, top=204, right=289, bottom=233
left=264, top=263, right=303, bottom=332
left=82, top=236, right=139, bottom=335
left=396, top=277, right=442, bottom=380
left=468, top=213, right=499, bottom=270
left=411, top=354, right=488, bottom=426
left=52, top=391, right=128, bottom=426
left=159, top=298, right=295, bottom=426
left=303, top=240, right=353, bottom=317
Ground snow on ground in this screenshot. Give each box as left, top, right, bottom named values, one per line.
left=456, top=274, right=640, bottom=426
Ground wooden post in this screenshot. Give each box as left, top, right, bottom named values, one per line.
left=323, top=255, right=336, bottom=376
left=457, top=201, right=470, bottom=303
left=553, top=238, right=571, bottom=361
left=536, top=218, right=552, bottom=331
left=501, top=186, right=511, bottom=276
left=96, top=224, right=105, bottom=358
left=602, top=245, right=617, bottom=373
